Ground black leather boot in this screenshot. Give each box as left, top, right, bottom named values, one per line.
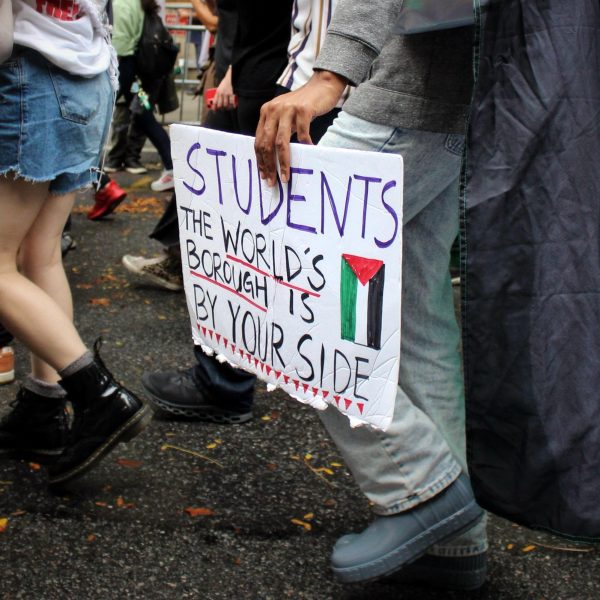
left=0, top=388, right=70, bottom=464
left=48, top=348, right=152, bottom=485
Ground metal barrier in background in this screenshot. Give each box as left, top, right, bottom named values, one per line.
left=163, top=2, right=207, bottom=124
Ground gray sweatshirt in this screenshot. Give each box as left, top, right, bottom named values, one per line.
left=314, top=0, right=474, bottom=134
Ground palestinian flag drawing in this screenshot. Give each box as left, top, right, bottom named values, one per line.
left=340, top=254, right=385, bottom=350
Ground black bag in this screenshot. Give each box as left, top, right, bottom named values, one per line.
left=135, top=12, right=180, bottom=81
left=156, top=72, right=179, bottom=114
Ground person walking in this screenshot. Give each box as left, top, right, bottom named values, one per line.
left=253, top=0, right=488, bottom=588
left=0, top=0, right=152, bottom=485
left=139, top=0, right=350, bottom=425
left=111, top=0, right=176, bottom=192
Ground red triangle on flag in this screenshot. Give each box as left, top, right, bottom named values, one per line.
left=201, top=327, right=207, bottom=336
left=223, top=339, right=228, bottom=349
left=231, top=344, right=236, bottom=353
left=357, top=403, right=364, bottom=414
left=302, top=383, right=309, bottom=393
left=283, top=375, right=290, bottom=384
left=208, top=330, right=213, bottom=340
left=322, top=390, right=329, bottom=399
left=293, top=380, right=300, bottom=391
left=344, top=398, right=352, bottom=409
left=333, top=395, right=340, bottom=406
left=312, top=387, right=319, bottom=396
left=342, top=254, right=384, bottom=286
left=254, top=358, right=259, bottom=367
left=215, top=333, right=221, bottom=344
left=274, top=370, right=281, bottom=379
left=265, top=366, right=272, bottom=376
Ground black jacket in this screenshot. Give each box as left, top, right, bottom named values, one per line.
left=464, top=0, right=600, bottom=541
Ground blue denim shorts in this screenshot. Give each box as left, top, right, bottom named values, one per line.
left=0, top=47, right=113, bottom=195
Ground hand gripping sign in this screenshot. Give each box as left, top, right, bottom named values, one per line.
left=172, top=126, right=403, bottom=430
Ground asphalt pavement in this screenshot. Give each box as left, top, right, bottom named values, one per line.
left=0, top=159, right=599, bottom=600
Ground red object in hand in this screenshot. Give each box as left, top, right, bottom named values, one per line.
left=204, top=87, right=238, bottom=110
left=204, top=87, right=217, bottom=110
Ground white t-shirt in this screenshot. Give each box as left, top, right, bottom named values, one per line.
left=12, top=0, right=111, bottom=76
left=277, top=0, right=349, bottom=106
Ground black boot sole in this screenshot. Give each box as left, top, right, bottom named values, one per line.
left=145, top=389, right=253, bottom=424
left=48, top=404, right=153, bottom=486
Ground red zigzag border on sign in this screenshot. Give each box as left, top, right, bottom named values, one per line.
left=197, top=326, right=365, bottom=415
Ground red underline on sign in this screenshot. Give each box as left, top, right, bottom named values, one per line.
left=225, top=254, right=321, bottom=298
left=189, top=270, right=268, bottom=313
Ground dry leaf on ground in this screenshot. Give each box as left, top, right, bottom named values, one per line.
left=184, top=507, right=215, bottom=517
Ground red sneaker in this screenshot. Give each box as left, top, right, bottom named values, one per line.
left=0, top=346, right=15, bottom=385
left=87, top=179, right=127, bottom=220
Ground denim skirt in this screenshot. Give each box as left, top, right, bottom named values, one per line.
left=0, top=46, right=113, bottom=195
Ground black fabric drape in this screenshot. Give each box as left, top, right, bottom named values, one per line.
left=463, top=0, right=600, bottom=541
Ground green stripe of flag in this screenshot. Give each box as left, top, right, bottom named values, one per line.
left=340, top=257, right=357, bottom=341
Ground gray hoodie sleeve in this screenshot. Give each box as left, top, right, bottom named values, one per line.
left=314, top=0, right=400, bottom=86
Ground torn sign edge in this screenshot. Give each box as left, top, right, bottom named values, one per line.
left=209, top=347, right=393, bottom=431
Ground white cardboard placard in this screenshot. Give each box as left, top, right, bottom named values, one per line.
left=172, top=125, right=403, bottom=430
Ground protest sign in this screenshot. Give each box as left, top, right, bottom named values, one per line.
left=171, top=125, right=403, bottom=430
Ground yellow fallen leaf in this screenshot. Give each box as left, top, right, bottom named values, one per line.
left=330, top=462, right=343, bottom=468
left=206, top=443, right=217, bottom=449
left=261, top=415, right=271, bottom=421
left=290, top=455, right=300, bottom=461
left=291, top=518, right=312, bottom=531
left=87, top=534, right=97, bottom=542
left=313, top=467, right=334, bottom=476
left=522, top=545, right=536, bottom=553
left=28, top=463, right=41, bottom=471
left=303, top=513, right=314, bottom=520
left=0, top=518, right=8, bottom=533
left=506, top=543, right=515, bottom=550
left=304, top=454, right=313, bottom=461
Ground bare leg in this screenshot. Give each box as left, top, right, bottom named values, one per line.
left=0, top=177, right=87, bottom=373
left=19, top=191, right=78, bottom=383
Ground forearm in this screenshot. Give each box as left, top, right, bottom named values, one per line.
left=314, top=0, right=400, bottom=86
left=190, top=0, right=218, bottom=31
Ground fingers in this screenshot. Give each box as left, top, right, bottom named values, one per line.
left=295, top=107, right=314, bottom=146
left=255, top=106, right=279, bottom=187
left=255, top=99, right=314, bottom=187
left=213, top=92, right=235, bottom=111
left=274, top=112, right=294, bottom=184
